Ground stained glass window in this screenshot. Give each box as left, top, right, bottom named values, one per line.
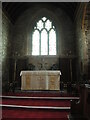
left=49, top=29, right=56, bottom=55
left=32, top=30, right=39, bottom=55
left=32, top=17, right=56, bottom=55
left=41, top=29, right=48, bottom=55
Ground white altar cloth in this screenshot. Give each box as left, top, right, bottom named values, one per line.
left=20, top=71, right=61, bottom=90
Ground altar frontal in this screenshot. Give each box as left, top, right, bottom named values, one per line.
left=20, top=71, right=61, bottom=91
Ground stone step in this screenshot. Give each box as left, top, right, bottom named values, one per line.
left=0, top=95, right=79, bottom=100
left=0, top=104, right=70, bottom=110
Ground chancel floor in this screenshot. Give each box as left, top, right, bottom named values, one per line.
left=0, top=89, right=81, bottom=120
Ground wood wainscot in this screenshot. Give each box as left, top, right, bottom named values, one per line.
left=70, top=84, right=90, bottom=120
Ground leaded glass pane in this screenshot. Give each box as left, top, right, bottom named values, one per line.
left=42, top=17, right=47, bottom=21
left=49, top=29, right=56, bottom=55
left=45, top=20, right=52, bottom=31
left=32, top=30, right=39, bottom=55
left=41, top=29, right=48, bottom=55
left=37, top=20, right=43, bottom=30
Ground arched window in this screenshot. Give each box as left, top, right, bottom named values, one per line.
left=32, top=17, right=57, bottom=55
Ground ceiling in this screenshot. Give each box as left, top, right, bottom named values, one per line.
left=2, top=2, right=79, bottom=24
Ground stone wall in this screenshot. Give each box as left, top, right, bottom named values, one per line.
left=85, top=3, right=90, bottom=79
left=0, top=2, right=2, bottom=94
left=2, top=12, right=13, bottom=87
left=75, top=3, right=90, bottom=81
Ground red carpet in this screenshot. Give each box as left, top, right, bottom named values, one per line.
left=2, top=99, right=70, bottom=107
left=2, top=109, right=69, bottom=119
left=1, top=92, right=76, bottom=119
left=2, top=91, right=76, bottom=97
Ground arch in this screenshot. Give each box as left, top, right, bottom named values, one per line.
left=26, top=8, right=61, bottom=55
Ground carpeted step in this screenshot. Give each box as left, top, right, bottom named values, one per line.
left=2, top=107, right=69, bottom=119
left=1, top=92, right=79, bottom=119
left=1, top=95, right=79, bottom=100
left=1, top=98, right=71, bottom=107
left=1, top=104, right=71, bottom=110
left=1, top=95, right=79, bottom=107
left=2, top=91, right=78, bottom=97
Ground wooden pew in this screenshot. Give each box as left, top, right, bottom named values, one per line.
left=70, top=84, right=90, bottom=120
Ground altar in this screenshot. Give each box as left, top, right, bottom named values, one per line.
left=20, top=71, right=61, bottom=91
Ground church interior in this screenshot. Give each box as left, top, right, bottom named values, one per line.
left=0, top=2, right=90, bottom=120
